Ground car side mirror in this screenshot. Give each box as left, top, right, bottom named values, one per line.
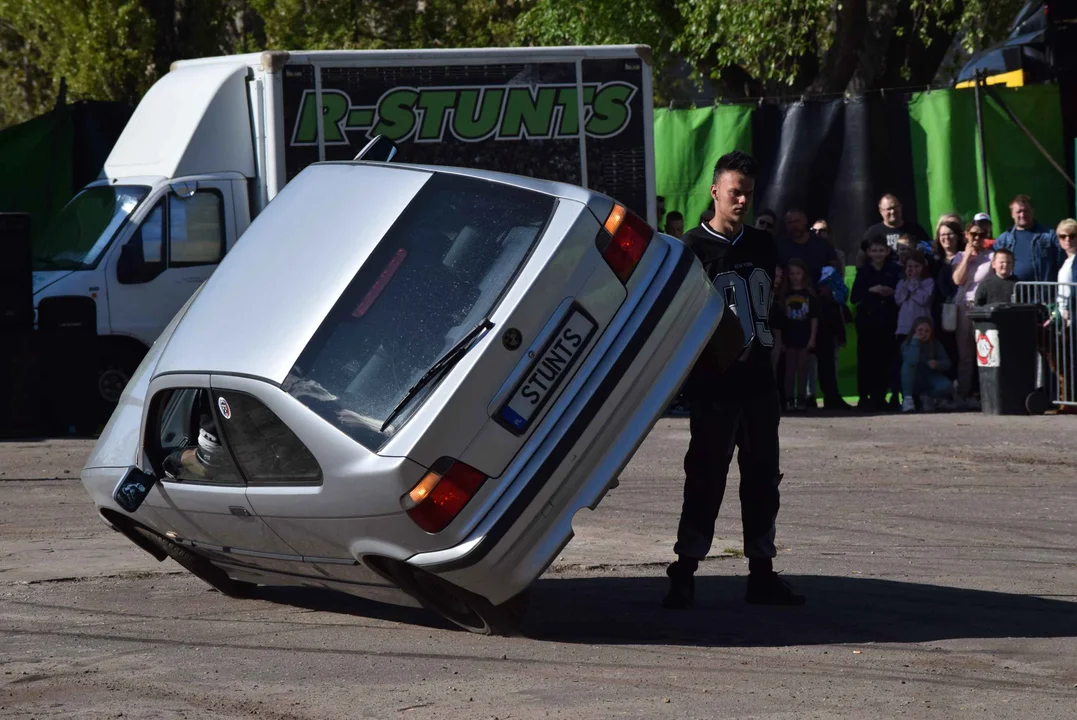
left=117, top=235, right=164, bottom=285
left=354, top=135, right=398, bottom=163
left=113, top=467, right=159, bottom=513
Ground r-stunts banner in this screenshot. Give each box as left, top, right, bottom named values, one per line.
left=282, top=58, right=650, bottom=218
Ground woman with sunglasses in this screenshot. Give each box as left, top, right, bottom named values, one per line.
left=951, top=222, right=993, bottom=409
left=932, top=220, right=965, bottom=378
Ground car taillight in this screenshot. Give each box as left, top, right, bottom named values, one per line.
left=401, top=458, right=487, bottom=534
left=596, top=203, right=653, bottom=284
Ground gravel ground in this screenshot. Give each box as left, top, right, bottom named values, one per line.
left=1, top=413, right=1076, bottom=718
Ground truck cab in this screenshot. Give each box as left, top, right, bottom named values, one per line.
left=32, top=62, right=256, bottom=410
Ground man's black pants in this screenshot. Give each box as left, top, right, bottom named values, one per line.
left=674, top=387, right=783, bottom=561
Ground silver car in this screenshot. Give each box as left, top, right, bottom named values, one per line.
left=80, top=156, right=723, bottom=634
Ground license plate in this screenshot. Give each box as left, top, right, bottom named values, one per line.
left=498, top=307, right=597, bottom=434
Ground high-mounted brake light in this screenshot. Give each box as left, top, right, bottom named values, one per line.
left=596, top=203, right=653, bottom=284
left=402, top=459, right=487, bottom=534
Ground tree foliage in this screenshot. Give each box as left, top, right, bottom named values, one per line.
left=0, top=0, right=1032, bottom=128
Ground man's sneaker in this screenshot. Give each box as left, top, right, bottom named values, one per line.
left=745, top=571, right=806, bottom=606
left=901, top=396, right=916, bottom=413
left=661, top=561, right=695, bottom=609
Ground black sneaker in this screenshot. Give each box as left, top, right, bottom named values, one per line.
left=745, top=572, right=805, bottom=606
left=661, top=561, right=695, bottom=609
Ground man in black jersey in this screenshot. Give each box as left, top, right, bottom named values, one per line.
left=663, top=151, right=805, bottom=608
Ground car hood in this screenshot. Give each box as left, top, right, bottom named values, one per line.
left=33, top=270, right=74, bottom=295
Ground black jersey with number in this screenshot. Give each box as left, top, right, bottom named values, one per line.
left=681, top=221, right=778, bottom=401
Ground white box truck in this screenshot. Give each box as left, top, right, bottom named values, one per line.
left=30, top=46, right=655, bottom=411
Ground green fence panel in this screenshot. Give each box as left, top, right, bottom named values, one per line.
left=0, top=107, right=74, bottom=238
left=654, top=106, right=752, bottom=230
left=909, top=83, right=1069, bottom=234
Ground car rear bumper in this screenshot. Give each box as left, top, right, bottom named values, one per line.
left=405, top=236, right=721, bottom=605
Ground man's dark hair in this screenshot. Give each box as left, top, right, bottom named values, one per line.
left=993, top=246, right=1015, bottom=258
left=666, top=211, right=683, bottom=222
left=866, top=236, right=889, bottom=249
left=712, top=151, right=757, bottom=183
left=757, top=208, right=777, bottom=221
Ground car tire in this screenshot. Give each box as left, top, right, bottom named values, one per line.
left=386, top=562, right=528, bottom=636
left=132, top=526, right=257, bottom=599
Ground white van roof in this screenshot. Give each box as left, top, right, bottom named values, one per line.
left=104, top=63, right=256, bottom=181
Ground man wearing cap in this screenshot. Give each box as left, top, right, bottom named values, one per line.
left=974, top=212, right=995, bottom=250
left=993, top=195, right=1063, bottom=282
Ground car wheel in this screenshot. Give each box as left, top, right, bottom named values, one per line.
left=94, top=345, right=145, bottom=423
left=132, top=526, right=257, bottom=599
left=387, top=562, right=528, bottom=636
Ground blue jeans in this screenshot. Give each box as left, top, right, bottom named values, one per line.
left=901, top=363, right=951, bottom=399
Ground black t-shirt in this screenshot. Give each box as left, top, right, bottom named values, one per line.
left=861, top=221, right=928, bottom=254
left=777, top=234, right=837, bottom=283
left=681, top=222, right=778, bottom=401
left=779, top=289, right=818, bottom=349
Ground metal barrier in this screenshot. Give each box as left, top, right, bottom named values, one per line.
left=1013, top=281, right=1077, bottom=407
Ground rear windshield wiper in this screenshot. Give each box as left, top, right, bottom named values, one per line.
left=380, top=319, right=494, bottom=432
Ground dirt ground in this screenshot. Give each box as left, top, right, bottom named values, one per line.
left=2, top=413, right=1076, bottom=719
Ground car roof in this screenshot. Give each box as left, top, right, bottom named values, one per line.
left=151, top=162, right=609, bottom=385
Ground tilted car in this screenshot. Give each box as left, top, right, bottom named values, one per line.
left=80, top=150, right=723, bottom=634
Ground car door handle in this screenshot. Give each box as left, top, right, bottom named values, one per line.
left=229, top=506, right=252, bottom=517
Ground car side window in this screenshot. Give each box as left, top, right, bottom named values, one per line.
left=213, top=391, right=322, bottom=486
left=169, top=191, right=224, bottom=266
left=139, top=201, right=165, bottom=263
left=149, top=388, right=243, bottom=485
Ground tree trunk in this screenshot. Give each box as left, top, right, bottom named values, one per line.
left=807, top=0, right=869, bottom=94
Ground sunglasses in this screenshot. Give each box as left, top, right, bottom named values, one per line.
left=1060, top=233, right=1075, bottom=239
left=967, top=232, right=986, bottom=238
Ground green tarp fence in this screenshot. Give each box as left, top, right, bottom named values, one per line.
left=0, top=107, right=74, bottom=238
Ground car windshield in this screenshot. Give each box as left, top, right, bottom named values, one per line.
left=32, top=185, right=148, bottom=271
left=283, top=172, right=556, bottom=451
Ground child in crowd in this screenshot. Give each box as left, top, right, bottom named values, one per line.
left=900, top=317, right=952, bottom=412
left=974, top=247, right=1017, bottom=305
left=851, top=237, right=902, bottom=410
left=895, top=232, right=936, bottom=272
left=895, top=251, right=935, bottom=343
left=780, top=260, right=819, bottom=411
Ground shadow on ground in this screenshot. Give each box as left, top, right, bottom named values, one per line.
left=522, top=574, right=1077, bottom=646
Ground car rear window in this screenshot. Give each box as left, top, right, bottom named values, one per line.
left=282, top=172, right=555, bottom=451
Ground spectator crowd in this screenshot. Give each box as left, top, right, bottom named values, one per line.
left=659, top=191, right=1077, bottom=414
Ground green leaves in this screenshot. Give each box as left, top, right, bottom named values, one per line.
left=0, top=0, right=1033, bottom=127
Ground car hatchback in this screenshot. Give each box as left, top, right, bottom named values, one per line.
left=81, top=158, right=723, bottom=634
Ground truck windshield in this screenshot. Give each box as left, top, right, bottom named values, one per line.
left=32, top=185, right=149, bottom=271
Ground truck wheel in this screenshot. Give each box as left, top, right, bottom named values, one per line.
left=97, top=346, right=143, bottom=405
left=386, top=562, right=528, bottom=636
left=132, top=526, right=257, bottom=599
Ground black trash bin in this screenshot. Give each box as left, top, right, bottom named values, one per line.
left=968, top=303, right=1044, bottom=415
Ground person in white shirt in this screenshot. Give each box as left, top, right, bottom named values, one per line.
left=1057, top=219, right=1076, bottom=323
left=1049, top=219, right=1077, bottom=407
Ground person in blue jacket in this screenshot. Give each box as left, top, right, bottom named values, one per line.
left=993, top=195, right=1064, bottom=282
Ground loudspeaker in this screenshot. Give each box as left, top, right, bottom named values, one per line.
left=0, top=213, right=33, bottom=331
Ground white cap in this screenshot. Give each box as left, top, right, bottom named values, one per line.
left=973, top=212, right=991, bottom=223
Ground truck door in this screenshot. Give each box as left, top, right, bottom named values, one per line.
left=105, top=179, right=237, bottom=347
